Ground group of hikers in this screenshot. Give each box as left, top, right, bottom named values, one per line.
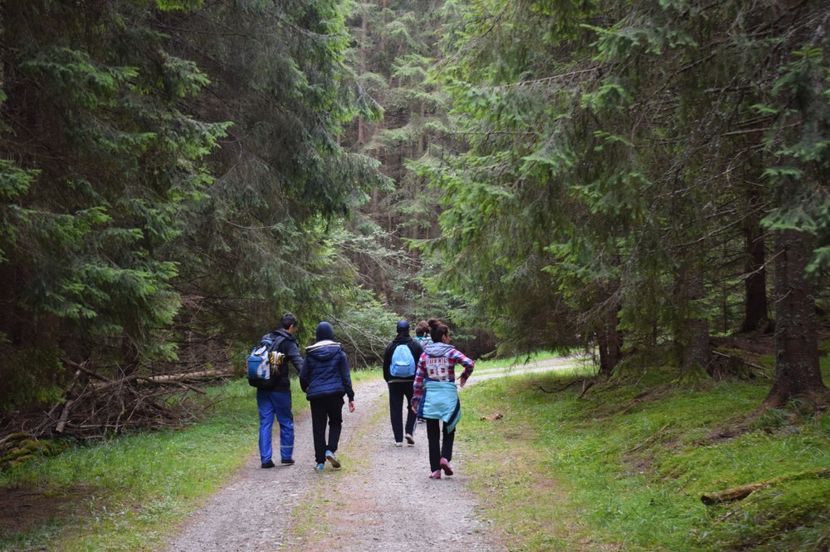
left=251, top=313, right=474, bottom=479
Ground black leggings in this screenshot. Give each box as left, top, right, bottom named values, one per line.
left=310, top=395, right=344, bottom=464
left=425, top=418, right=455, bottom=472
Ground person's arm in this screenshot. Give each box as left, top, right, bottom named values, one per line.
left=411, top=353, right=427, bottom=412
left=299, top=355, right=310, bottom=393
left=340, top=351, right=354, bottom=403
left=450, top=349, right=475, bottom=387
left=283, top=338, right=304, bottom=376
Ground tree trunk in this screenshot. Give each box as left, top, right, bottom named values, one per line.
left=741, top=186, right=768, bottom=332
left=765, top=229, right=828, bottom=407
left=356, top=9, right=369, bottom=145
left=675, top=260, right=710, bottom=373
left=597, top=304, right=623, bottom=378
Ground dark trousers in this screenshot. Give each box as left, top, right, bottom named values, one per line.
left=310, top=394, right=344, bottom=464
left=388, top=381, right=416, bottom=443
left=426, top=418, right=455, bottom=472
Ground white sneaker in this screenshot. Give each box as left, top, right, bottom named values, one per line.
left=394, top=441, right=403, bottom=447
left=405, top=433, right=415, bottom=446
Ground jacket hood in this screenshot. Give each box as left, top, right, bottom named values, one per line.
left=306, top=340, right=342, bottom=360
left=424, top=342, right=454, bottom=357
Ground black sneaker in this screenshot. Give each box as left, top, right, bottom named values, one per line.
left=261, top=460, right=276, bottom=469
left=280, top=458, right=295, bottom=465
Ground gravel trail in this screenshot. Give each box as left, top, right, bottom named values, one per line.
left=166, top=357, right=580, bottom=551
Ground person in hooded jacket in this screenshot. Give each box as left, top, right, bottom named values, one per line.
left=411, top=319, right=474, bottom=479
left=414, top=319, right=432, bottom=347
left=382, top=320, right=423, bottom=446
left=300, top=321, right=355, bottom=472
left=255, top=312, right=304, bottom=468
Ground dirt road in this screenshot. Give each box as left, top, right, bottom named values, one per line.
left=166, top=357, right=582, bottom=551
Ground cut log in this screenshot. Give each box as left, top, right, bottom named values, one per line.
left=701, top=468, right=830, bottom=505
left=144, top=369, right=231, bottom=383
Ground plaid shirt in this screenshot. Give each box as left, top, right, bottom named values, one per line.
left=412, top=346, right=474, bottom=411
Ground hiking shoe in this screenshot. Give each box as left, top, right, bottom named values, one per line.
left=405, top=433, right=415, bottom=446
left=394, top=441, right=403, bottom=447
left=325, top=450, right=341, bottom=469
left=280, top=458, right=295, bottom=465
left=314, top=463, right=325, bottom=473
left=261, top=460, right=275, bottom=469
left=440, top=457, right=454, bottom=476
left=429, top=470, right=442, bottom=479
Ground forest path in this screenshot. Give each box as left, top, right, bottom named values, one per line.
left=166, top=357, right=580, bottom=551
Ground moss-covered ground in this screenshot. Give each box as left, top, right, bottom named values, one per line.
left=460, top=354, right=830, bottom=551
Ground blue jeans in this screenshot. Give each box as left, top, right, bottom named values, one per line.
left=257, top=389, right=294, bottom=463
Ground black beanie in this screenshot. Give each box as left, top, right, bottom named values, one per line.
left=396, top=320, right=410, bottom=334
left=316, top=321, right=334, bottom=341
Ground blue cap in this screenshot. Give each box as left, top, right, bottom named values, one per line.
left=316, top=321, right=334, bottom=341
left=396, top=320, right=410, bottom=333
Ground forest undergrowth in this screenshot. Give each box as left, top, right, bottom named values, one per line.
left=461, top=352, right=830, bottom=551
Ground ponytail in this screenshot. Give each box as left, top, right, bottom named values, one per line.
left=428, top=318, right=449, bottom=343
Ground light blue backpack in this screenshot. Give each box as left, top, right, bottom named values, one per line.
left=390, top=344, right=416, bottom=377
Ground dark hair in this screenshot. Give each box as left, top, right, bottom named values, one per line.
left=428, top=318, right=449, bottom=343
left=415, top=320, right=430, bottom=337
left=281, top=312, right=298, bottom=329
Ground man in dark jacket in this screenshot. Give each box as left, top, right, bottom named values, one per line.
left=256, top=312, right=304, bottom=468
left=382, top=320, right=423, bottom=446
left=300, top=321, right=355, bottom=472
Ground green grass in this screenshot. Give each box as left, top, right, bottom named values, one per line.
left=459, top=355, right=830, bottom=551
left=0, top=367, right=383, bottom=551
left=474, top=349, right=568, bottom=372
left=0, top=378, right=307, bottom=551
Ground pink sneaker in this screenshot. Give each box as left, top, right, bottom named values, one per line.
left=440, top=457, right=454, bottom=476
left=429, top=470, right=442, bottom=479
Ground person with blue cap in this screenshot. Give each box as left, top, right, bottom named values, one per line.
left=382, top=320, right=423, bottom=446
left=300, top=321, right=355, bottom=472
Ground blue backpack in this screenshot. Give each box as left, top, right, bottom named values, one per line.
left=247, top=334, right=285, bottom=388
left=390, top=343, right=416, bottom=377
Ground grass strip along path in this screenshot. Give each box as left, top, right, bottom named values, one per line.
left=0, top=354, right=566, bottom=551
left=461, top=356, right=830, bottom=551
left=2, top=352, right=828, bottom=551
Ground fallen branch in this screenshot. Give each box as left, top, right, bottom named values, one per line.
left=701, top=468, right=830, bottom=505
left=61, top=358, right=112, bottom=383
left=138, top=377, right=207, bottom=395
left=578, top=379, right=596, bottom=399
left=144, top=369, right=232, bottom=383
left=625, top=423, right=672, bottom=454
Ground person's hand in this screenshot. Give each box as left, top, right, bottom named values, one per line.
left=411, top=405, right=418, bottom=414
left=458, top=377, right=467, bottom=388
left=348, top=400, right=355, bottom=413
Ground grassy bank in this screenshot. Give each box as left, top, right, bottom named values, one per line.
left=460, top=356, right=830, bottom=551
left=0, top=369, right=380, bottom=551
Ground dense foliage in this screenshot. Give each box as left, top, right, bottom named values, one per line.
left=413, top=0, right=830, bottom=403
left=2, top=0, right=828, bottom=412
left=0, top=0, right=394, bottom=411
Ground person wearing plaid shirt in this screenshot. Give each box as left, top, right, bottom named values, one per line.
left=411, top=319, right=474, bottom=479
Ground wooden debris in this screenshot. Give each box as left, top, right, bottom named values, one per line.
left=701, top=468, right=830, bottom=505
